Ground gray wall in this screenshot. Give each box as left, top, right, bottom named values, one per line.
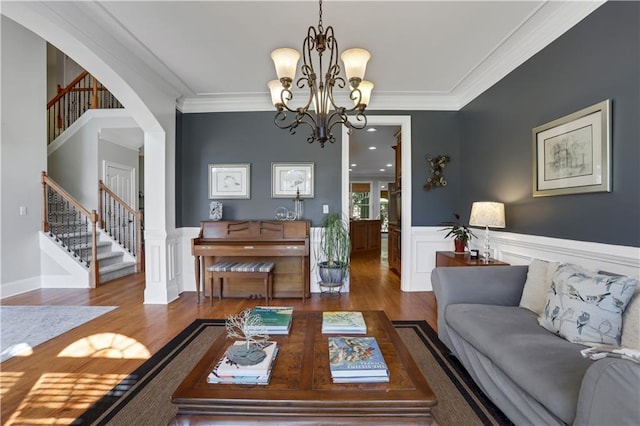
left=176, top=2, right=639, bottom=248
left=176, top=110, right=460, bottom=228
left=458, top=1, right=639, bottom=247
left=177, top=111, right=343, bottom=227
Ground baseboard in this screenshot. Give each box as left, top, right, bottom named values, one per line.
left=0, top=276, right=41, bottom=299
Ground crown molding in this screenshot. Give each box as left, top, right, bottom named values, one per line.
left=177, top=1, right=604, bottom=114
left=453, top=1, right=605, bottom=109
left=176, top=90, right=461, bottom=113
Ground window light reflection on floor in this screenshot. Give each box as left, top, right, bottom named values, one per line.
left=5, top=372, right=128, bottom=425
left=57, top=333, right=150, bottom=359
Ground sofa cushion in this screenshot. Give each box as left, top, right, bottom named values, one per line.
left=519, top=259, right=560, bottom=315
left=622, top=282, right=640, bottom=350
left=446, top=304, right=593, bottom=424
left=538, top=263, right=637, bottom=346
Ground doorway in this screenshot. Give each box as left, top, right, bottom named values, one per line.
left=342, top=116, right=412, bottom=291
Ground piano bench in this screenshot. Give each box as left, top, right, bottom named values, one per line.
left=207, top=262, right=275, bottom=306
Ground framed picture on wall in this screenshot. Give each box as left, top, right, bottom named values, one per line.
left=532, top=99, right=611, bottom=197
left=208, top=163, right=250, bottom=199
left=271, top=162, right=314, bottom=198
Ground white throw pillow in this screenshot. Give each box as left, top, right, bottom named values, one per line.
left=538, top=263, right=638, bottom=346
left=621, top=282, right=640, bottom=350
left=519, top=259, right=559, bottom=315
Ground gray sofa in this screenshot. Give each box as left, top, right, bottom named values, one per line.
left=432, top=266, right=640, bottom=425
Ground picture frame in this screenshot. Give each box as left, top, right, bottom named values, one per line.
left=271, top=162, right=314, bottom=198
left=208, top=163, right=250, bottom=199
left=532, top=99, right=611, bottom=197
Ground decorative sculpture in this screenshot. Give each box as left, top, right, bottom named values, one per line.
left=424, top=155, right=450, bottom=190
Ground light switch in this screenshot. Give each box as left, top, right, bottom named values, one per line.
left=322, top=204, right=329, bottom=214
left=19, top=206, right=27, bottom=216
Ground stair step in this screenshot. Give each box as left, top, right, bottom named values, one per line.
left=90, top=250, right=124, bottom=268
left=69, top=241, right=112, bottom=254
left=99, top=261, right=137, bottom=284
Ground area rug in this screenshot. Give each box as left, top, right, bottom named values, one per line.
left=76, top=319, right=512, bottom=426
left=0, top=305, right=117, bottom=362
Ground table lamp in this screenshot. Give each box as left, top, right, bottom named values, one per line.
left=469, top=202, right=505, bottom=262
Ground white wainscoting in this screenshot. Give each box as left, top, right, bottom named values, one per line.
left=409, top=227, right=640, bottom=292
left=179, top=227, right=639, bottom=296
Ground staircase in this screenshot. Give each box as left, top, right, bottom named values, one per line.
left=42, top=172, right=142, bottom=286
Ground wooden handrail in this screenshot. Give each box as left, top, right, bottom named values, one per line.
left=42, top=171, right=93, bottom=218
left=99, top=181, right=140, bottom=219
left=41, top=171, right=99, bottom=287
left=99, top=180, right=144, bottom=273
left=47, top=70, right=123, bottom=144
left=47, top=71, right=89, bottom=109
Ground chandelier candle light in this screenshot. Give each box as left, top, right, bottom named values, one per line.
left=469, top=202, right=505, bottom=263
left=268, top=0, right=373, bottom=147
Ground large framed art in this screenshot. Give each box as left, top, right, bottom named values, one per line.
left=271, top=162, right=314, bottom=198
left=532, top=100, right=611, bottom=197
left=208, top=163, right=250, bottom=199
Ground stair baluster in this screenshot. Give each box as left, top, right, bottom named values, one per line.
left=98, top=181, right=144, bottom=273
left=47, top=71, right=123, bottom=144
left=41, top=171, right=99, bottom=287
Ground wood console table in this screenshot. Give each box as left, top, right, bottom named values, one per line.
left=172, top=311, right=437, bottom=425
left=435, top=251, right=510, bottom=267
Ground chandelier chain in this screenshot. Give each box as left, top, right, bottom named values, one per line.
left=318, top=0, right=323, bottom=33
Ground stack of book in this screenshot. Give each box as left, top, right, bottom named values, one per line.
left=246, top=306, right=293, bottom=335
left=208, top=341, right=278, bottom=385
left=322, top=311, right=367, bottom=334
left=328, top=336, right=389, bottom=383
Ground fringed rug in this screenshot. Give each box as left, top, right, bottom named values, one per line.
left=76, top=319, right=512, bottom=425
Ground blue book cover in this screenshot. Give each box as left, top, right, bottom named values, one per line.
left=328, top=336, right=389, bottom=377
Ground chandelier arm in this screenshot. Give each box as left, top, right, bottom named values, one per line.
left=270, top=0, right=370, bottom=147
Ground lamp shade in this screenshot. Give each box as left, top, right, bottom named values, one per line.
left=469, top=202, right=505, bottom=228
left=268, top=80, right=286, bottom=106
left=351, top=80, right=374, bottom=107
left=341, top=48, right=371, bottom=83
left=271, top=48, right=300, bottom=82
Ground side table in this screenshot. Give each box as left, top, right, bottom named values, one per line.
left=435, top=251, right=510, bottom=267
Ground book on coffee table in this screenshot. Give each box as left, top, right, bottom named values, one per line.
left=208, top=347, right=278, bottom=385
left=246, top=306, right=293, bottom=335
left=328, top=336, right=389, bottom=381
left=322, top=311, right=366, bottom=334
left=212, top=341, right=278, bottom=378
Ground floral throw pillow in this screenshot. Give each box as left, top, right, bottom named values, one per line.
left=538, top=263, right=638, bottom=346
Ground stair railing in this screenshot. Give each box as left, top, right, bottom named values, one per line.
left=98, top=181, right=144, bottom=273
left=41, top=171, right=99, bottom=287
left=47, top=71, right=123, bottom=144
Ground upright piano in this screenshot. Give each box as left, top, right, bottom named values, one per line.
left=191, top=220, right=310, bottom=303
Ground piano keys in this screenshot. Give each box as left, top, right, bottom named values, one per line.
left=191, top=220, right=310, bottom=303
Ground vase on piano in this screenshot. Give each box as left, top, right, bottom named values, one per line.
left=209, top=201, right=222, bottom=221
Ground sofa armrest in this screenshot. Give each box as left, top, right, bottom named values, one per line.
left=431, top=265, right=528, bottom=352
left=575, top=358, right=640, bottom=425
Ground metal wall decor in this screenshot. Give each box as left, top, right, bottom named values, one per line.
left=268, top=0, right=374, bottom=147
left=424, top=155, right=450, bottom=190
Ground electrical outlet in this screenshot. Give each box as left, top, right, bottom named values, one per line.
left=322, top=204, right=329, bottom=214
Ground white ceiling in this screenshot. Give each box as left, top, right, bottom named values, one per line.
left=37, top=1, right=601, bottom=178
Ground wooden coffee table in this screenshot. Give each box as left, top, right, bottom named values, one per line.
left=172, top=310, right=437, bottom=425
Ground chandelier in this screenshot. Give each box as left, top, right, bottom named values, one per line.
left=268, top=0, right=373, bottom=148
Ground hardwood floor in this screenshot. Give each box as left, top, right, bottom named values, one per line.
left=0, top=250, right=437, bottom=425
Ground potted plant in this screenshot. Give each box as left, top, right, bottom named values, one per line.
left=316, top=212, right=351, bottom=286
left=440, top=213, right=475, bottom=253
